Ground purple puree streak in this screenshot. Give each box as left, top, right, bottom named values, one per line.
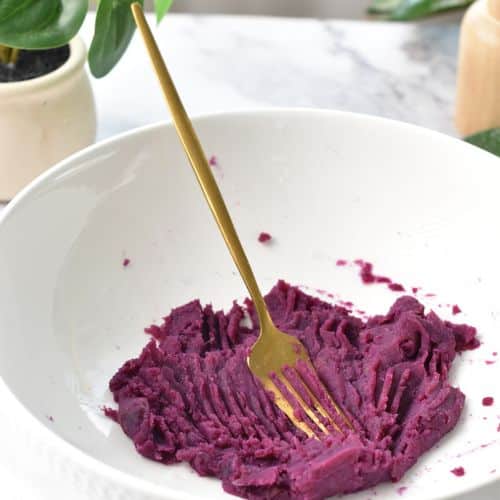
left=258, top=232, right=272, bottom=243
left=106, top=281, right=478, bottom=500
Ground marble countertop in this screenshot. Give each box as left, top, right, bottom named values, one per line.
left=89, top=15, right=460, bottom=140
left=0, top=13, right=459, bottom=213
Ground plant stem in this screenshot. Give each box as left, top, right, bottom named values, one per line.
left=0, top=44, right=10, bottom=64
left=0, top=44, right=20, bottom=65
left=9, top=48, right=19, bottom=64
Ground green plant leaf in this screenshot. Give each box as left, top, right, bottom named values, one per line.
left=368, top=0, right=402, bottom=15
left=155, top=0, right=173, bottom=24
left=89, top=0, right=143, bottom=78
left=465, top=128, right=500, bottom=157
left=0, top=0, right=87, bottom=49
left=389, top=0, right=472, bottom=20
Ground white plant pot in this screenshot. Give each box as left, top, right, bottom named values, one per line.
left=0, top=36, right=96, bottom=201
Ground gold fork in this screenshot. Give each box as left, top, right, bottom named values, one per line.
left=131, top=3, right=352, bottom=439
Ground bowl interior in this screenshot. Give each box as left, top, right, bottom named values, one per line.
left=0, top=110, right=499, bottom=499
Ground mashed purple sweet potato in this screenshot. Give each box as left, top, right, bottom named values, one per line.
left=106, top=281, right=478, bottom=499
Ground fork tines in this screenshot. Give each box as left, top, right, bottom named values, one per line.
left=269, top=361, right=353, bottom=439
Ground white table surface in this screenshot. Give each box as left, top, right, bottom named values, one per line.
left=0, top=13, right=460, bottom=213
left=2, top=11, right=498, bottom=500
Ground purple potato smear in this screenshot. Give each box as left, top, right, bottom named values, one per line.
left=106, top=281, right=478, bottom=499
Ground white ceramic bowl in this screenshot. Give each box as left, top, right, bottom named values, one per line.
left=0, top=110, right=499, bottom=500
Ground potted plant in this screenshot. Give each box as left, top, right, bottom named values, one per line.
left=367, top=0, right=474, bottom=19
left=0, top=0, right=173, bottom=201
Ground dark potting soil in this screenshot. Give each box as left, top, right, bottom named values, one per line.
left=0, top=46, right=70, bottom=83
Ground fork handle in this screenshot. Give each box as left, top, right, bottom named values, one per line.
left=131, top=4, right=271, bottom=325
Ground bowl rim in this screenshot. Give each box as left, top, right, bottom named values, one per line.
left=0, top=107, right=498, bottom=499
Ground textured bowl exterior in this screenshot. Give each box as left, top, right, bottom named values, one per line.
left=0, top=37, right=96, bottom=201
